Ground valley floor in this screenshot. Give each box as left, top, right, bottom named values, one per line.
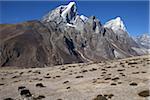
left=0, top=55, right=150, bottom=100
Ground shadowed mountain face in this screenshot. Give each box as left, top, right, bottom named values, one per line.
left=0, top=21, right=84, bottom=67
left=0, top=2, right=148, bottom=67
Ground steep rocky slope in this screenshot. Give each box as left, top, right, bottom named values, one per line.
left=0, top=21, right=84, bottom=67
left=0, top=2, right=148, bottom=67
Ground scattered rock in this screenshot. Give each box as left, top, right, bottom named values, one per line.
left=93, top=94, right=108, bottom=100
left=3, top=98, right=14, bottom=100
left=111, top=77, right=120, bottom=81
left=57, top=99, right=63, bottom=100
left=132, top=72, right=139, bottom=74
left=108, top=94, right=114, bottom=99
left=63, top=81, right=69, bottom=84
left=44, top=76, right=51, bottom=79
left=36, top=95, right=46, bottom=99
left=46, top=73, right=49, bottom=75
left=129, top=82, right=138, bottom=86
left=106, top=66, right=111, bottom=68
left=101, top=74, right=104, bottom=76
left=107, top=73, right=111, bottom=76
left=138, top=90, right=150, bottom=97
left=28, top=70, right=32, bottom=73
left=141, top=71, right=146, bottom=73
left=1, top=78, right=4, bottom=80
left=81, top=69, right=88, bottom=73
left=119, top=73, right=123, bottom=75
left=66, top=87, right=70, bottom=89
left=18, top=86, right=26, bottom=91
left=13, top=80, right=21, bottom=83
left=56, top=75, right=61, bottom=78
left=33, top=78, right=42, bottom=81
left=75, top=76, right=83, bottom=78
left=104, top=78, right=111, bottom=80
left=102, top=72, right=106, bottom=74
left=110, top=83, right=117, bottom=86
left=68, top=73, right=72, bottom=75
left=71, top=66, right=76, bottom=68
left=61, top=68, right=66, bottom=70
left=33, top=70, right=41, bottom=74
left=92, top=79, right=97, bottom=83
left=128, top=62, right=138, bottom=65
left=0, top=83, right=4, bottom=86
left=121, top=74, right=125, bottom=76
left=101, top=69, right=107, bottom=71
left=36, top=83, right=46, bottom=87
left=20, top=89, right=32, bottom=97
left=118, top=82, right=122, bottom=84
left=117, top=69, right=125, bottom=71
left=19, top=72, right=24, bottom=75
left=104, top=94, right=108, bottom=97
left=12, top=75, right=19, bottom=79
left=89, top=68, right=97, bottom=71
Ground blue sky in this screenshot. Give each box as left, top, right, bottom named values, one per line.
left=0, top=1, right=149, bottom=36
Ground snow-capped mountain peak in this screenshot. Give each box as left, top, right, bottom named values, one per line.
left=42, top=2, right=89, bottom=29
left=42, top=2, right=77, bottom=24
left=61, top=2, right=77, bottom=22
left=104, top=17, right=126, bottom=32
left=42, top=2, right=127, bottom=34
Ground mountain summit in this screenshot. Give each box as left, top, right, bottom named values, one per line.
left=104, top=17, right=127, bottom=32
left=42, top=2, right=89, bottom=30
left=0, top=2, right=148, bottom=67
left=42, top=2, right=78, bottom=24
left=61, top=2, right=77, bottom=22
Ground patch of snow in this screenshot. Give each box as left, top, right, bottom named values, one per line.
left=66, top=23, right=76, bottom=28
left=114, top=50, right=125, bottom=58
left=80, top=15, right=88, bottom=22
left=95, top=26, right=100, bottom=34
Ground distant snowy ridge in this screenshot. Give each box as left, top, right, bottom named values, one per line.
left=134, top=33, right=150, bottom=49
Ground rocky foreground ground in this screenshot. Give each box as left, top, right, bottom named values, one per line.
left=0, top=55, right=150, bottom=100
